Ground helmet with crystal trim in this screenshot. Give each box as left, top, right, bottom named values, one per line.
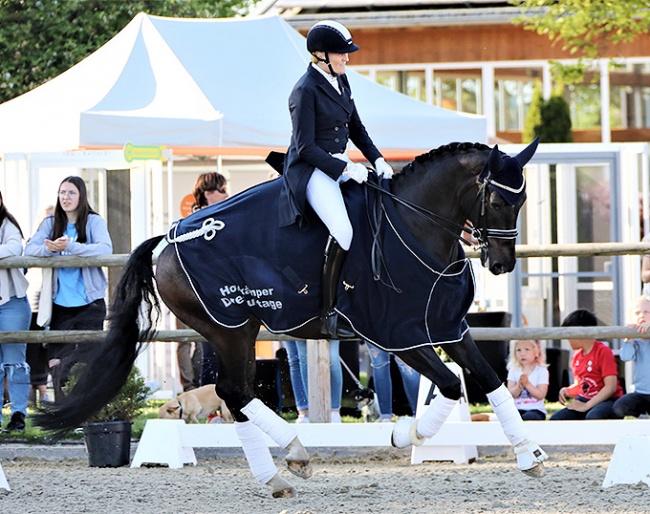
left=306, top=20, right=359, bottom=54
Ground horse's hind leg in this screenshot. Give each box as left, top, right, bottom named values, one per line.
left=155, top=252, right=310, bottom=496
left=442, top=333, right=548, bottom=477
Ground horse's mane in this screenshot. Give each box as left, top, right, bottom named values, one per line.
left=396, top=141, right=491, bottom=179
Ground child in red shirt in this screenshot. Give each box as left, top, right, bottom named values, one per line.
left=550, top=309, right=623, bottom=420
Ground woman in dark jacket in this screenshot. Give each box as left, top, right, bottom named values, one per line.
left=279, top=20, right=394, bottom=337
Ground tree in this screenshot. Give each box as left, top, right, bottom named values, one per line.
left=522, top=81, right=543, bottom=143
left=0, top=0, right=253, bottom=103
left=511, top=1, right=650, bottom=83
left=538, top=93, right=573, bottom=143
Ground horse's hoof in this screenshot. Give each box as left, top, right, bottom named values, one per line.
left=268, top=474, right=297, bottom=498
left=515, top=440, right=548, bottom=477
left=286, top=458, right=313, bottom=479
left=521, top=462, right=546, bottom=478
left=285, top=437, right=313, bottom=479
left=391, top=416, right=425, bottom=448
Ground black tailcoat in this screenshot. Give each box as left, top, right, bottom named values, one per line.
left=279, top=65, right=382, bottom=228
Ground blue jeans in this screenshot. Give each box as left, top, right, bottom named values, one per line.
left=0, top=296, right=32, bottom=415
left=367, top=343, right=420, bottom=416
left=284, top=341, right=309, bottom=411
left=550, top=398, right=621, bottom=420
left=294, top=340, right=342, bottom=410
left=613, top=392, right=650, bottom=418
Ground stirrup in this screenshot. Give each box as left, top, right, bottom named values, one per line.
left=321, top=311, right=357, bottom=339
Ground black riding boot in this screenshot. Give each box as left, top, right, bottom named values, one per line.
left=321, top=237, right=356, bottom=339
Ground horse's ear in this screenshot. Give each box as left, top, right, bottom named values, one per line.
left=514, top=136, right=539, bottom=168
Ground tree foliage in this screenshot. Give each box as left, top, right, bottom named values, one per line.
left=511, top=1, right=650, bottom=83
left=0, top=0, right=253, bottom=103
left=522, top=81, right=543, bottom=144
left=538, top=93, right=573, bottom=143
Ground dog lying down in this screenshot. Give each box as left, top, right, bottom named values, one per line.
left=158, top=384, right=234, bottom=423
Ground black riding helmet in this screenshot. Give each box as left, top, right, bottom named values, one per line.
left=307, top=20, right=359, bottom=76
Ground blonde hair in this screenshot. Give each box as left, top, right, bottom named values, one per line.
left=506, top=339, right=547, bottom=371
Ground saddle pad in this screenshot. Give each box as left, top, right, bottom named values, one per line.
left=169, top=177, right=474, bottom=350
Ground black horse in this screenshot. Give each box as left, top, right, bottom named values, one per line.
left=35, top=139, right=546, bottom=498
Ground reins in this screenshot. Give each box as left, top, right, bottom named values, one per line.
left=364, top=180, right=484, bottom=249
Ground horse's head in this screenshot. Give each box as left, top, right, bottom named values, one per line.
left=474, top=137, right=538, bottom=275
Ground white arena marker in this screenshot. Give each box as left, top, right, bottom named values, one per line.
left=0, top=461, right=10, bottom=491
left=602, top=435, right=650, bottom=488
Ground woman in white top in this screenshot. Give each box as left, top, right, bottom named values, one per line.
left=0, top=189, right=31, bottom=432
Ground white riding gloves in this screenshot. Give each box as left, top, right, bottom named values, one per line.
left=374, top=157, right=394, bottom=179
left=343, top=162, right=369, bottom=184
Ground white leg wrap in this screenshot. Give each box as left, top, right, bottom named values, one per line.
left=486, top=384, right=526, bottom=446
left=241, top=398, right=298, bottom=449
left=235, top=421, right=278, bottom=484
left=415, top=393, right=458, bottom=439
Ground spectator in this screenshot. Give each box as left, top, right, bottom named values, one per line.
left=25, top=204, right=54, bottom=407
left=0, top=189, right=32, bottom=432
left=550, top=309, right=623, bottom=420
left=613, top=295, right=650, bottom=418
left=642, top=233, right=650, bottom=295
left=184, top=171, right=229, bottom=388
left=284, top=340, right=343, bottom=423
left=506, top=339, right=549, bottom=420
left=24, top=176, right=112, bottom=400
left=366, top=342, right=420, bottom=422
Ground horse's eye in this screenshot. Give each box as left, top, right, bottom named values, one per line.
left=490, top=202, right=501, bottom=210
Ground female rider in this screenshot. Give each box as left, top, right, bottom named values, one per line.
left=279, top=20, right=394, bottom=338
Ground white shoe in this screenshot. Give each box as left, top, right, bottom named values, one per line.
left=295, top=413, right=310, bottom=424
left=330, top=411, right=342, bottom=423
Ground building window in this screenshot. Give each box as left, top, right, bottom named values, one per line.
left=494, top=68, right=540, bottom=132
left=432, top=70, right=482, bottom=114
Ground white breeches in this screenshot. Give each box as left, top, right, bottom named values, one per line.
left=306, top=157, right=353, bottom=251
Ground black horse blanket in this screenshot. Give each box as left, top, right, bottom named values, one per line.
left=168, top=177, right=474, bottom=351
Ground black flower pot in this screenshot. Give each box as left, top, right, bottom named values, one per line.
left=83, top=420, right=133, bottom=467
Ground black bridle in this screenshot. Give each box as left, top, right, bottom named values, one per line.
left=364, top=175, right=519, bottom=292
left=365, top=179, right=496, bottom=250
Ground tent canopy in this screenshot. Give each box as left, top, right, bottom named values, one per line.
left=0, top=13, right=486, bottom=155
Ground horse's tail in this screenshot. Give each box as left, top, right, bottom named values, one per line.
left=33, top=235, right=165, bottom=437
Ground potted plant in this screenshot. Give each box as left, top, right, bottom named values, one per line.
left=67, top=364, right=150, bottom=467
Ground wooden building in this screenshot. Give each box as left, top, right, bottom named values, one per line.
left=254, top=0, right=650, bottom=144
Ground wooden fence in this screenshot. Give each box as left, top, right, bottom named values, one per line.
left=1, top=241, right=649, bottom=345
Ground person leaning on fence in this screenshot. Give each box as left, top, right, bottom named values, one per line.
left=613, top=295, right=650, bottom=418
left=24, top=176, right=113, bottom=401
left=0, top=189, right=32, bottom=432
left=25, top=204, right=54, bottom=408
left=186, top=171, right=230, bottom=390
left=506, top=339, right=549, bottom=420
left=550, top=309, right=623, bottom=420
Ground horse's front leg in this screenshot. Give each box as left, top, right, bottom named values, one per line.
left=442, top=333, right=548, bottom=477
left=389, top=345, right=464, bottom=448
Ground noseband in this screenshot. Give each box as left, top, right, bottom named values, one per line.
left=469, top=181, right=519, bottom=246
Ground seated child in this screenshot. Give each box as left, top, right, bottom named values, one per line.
left=613, top=295, right=650, bottom=418
left=506, top=339, right=549, bottom=420
left=550, top=309, right=623, bottom=420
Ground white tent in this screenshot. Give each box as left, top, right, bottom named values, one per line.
left=0, top=13, right=486, bottom=155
